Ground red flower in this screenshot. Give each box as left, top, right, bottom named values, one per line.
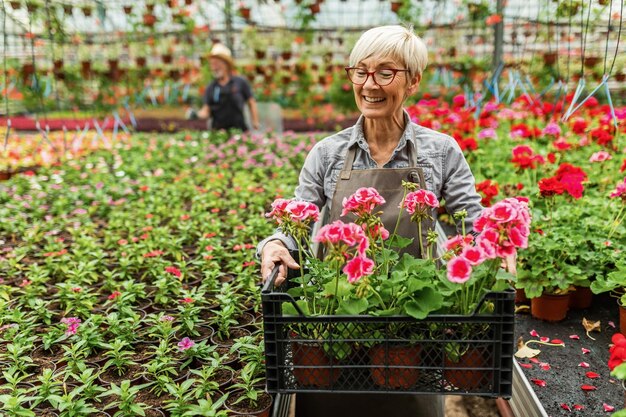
left=108, top=291, right=122, bottom=300
left=165, top=266, right=182, bottom=278
left=181, top=297, right=194, bottom=304
left=571, top=118, right=588, bottom=134
left=143, top=250, right=164, bottom=258
left=620, top=159, right=626, bottom=173
left=538, top=177, right=565, bottom=197
left=476, top=180, right=499, bottom=207
left=590, top=127, right=613, bottom=147
left=609, top=333, right=626, bottom=371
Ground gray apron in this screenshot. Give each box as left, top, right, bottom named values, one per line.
left=329, top=128, right=434, bottom=259
left=299, top=127, right=445, bottom=417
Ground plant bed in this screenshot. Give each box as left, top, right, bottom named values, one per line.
left=513, top=292, right=621, bottom=415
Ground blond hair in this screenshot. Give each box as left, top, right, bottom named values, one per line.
left=349, top=25, right=428, bottom=80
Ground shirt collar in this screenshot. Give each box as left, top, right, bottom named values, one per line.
left=348, top=110, right=416, bottom=154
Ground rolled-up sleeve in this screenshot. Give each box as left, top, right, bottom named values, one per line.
left=441, top=138, right=484, bottom=234
left=256, top=142, right=328, bottom=257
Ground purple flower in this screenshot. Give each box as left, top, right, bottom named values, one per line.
left=160, top=315, right=175, bottom=322
left=177, top=337, right=195, bottom=351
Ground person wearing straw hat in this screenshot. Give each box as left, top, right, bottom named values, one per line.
left=194, top=43, right=260, bottom=132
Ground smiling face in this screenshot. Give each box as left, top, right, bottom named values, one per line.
left=210, top=57, right=230, bottom=80
left=352, top=56, right=420, bottom=121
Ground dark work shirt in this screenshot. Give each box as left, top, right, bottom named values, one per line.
left=203, top=76, right=253, bottom=131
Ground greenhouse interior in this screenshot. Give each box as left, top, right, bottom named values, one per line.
left=1, top=0, right=626, bottom=416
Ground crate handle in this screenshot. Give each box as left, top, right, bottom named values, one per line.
left=262, top=265, right=280, bottom=294
left=261, top=265, right=306, bottom=315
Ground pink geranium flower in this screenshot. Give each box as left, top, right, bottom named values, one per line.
left=589, top=151, right=612, bottom=163
left=341, top=187, right=386, bottom=217
left=447, top=257, right=472, bottom=284
left=610, top=178, right=626, bottom=199
left=108, top=291, right=122, bottom=300
left=343, top=255, right=375, bottom=284
left=177, top=337, right=195, bottom=351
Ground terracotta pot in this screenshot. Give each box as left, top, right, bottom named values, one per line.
left=123, top=5, right=133, bottom=14
left=569, top=286, right=593, bottom=310
left=309, top=3, right=320, bottom=13
left=620, top=304, right=626, bottom=336
left=444, top=348, right=490, bottom=390
left=369, top=344, right=421, bottom=388
left=161, top=54, right=173, bottom=64
left=135, top=57, right=147, bottom=67
left=515, top=288, right=529, bottom=304
left=391, top=1, right=402, bottom=13
left=82, top=6, right=92, bottom=16
left=10, top=1, right=21, bottom=10
left=291, top=341, right=340, bottom=387
left=0, top=171, right=12, bottom=181
left=615, top=73, right=626, bottom=82
left=584, top=56, right=601, bottom=69
left=531, top=293, right=570, bottom=322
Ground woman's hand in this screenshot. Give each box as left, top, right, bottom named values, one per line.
left=260, top=240, right=300, bottom=286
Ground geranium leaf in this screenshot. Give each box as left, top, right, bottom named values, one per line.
left=403, top=288, right=444, bottom=320
left=337, top=297, right=368, bottom=315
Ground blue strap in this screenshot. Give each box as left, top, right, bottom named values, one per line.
left=562, top=76, right=609, bottom=121
left=603, top=81, right=618, bottom=130
left=3, top=119, right=10, bottom=152
left=123, top=103, right=137, bottom=128
left=113, top=110, right=130, bottom=134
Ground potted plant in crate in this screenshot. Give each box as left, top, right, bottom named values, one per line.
left=439, top=197, right=530, bottom=389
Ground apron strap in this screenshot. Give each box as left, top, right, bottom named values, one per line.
left=340, top=145, right=358, bottom=180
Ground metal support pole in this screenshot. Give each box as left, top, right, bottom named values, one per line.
left=493, top=0, right=505, bottom=71
left=224, top=0, right=234, bottom=53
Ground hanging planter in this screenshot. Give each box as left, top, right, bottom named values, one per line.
left=280, top=51, right=292, bottom=60
left=82, top=6, right=93, bottom=16
left=25, top=2, right=39, bottom=12
left=123, top=5, right=133, bottom=15
left=135, top=56, right=147, bottom=67
left=391, top=1, right=403, bottom=13
left=53, top=59, right=64, bottom=71
left=542, top=52, right=557, bottom=66
left=584, top=56, right=601, bottom=69
left=309, top=3, right=320, bottom=14
left=9, top=1, right=21, bottom=10
left=254, top=49, right=266, bottom=60
left=239, top=6, right=251, bottom=20
left=161, top=54, right=173, bottom=64
left=20, top=63, right=35, bottom=82
left=143, top=13, right=157, bottom=27
left=80, top=61, right=92, bottom=77
left=615, top=73, right=626, bottom=82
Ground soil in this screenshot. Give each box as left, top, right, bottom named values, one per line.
left=135, top=389, right=174, bottom=410
left=226, top=390, right=273, bottom=414
left=514, top=292, right=622, bottom=416
left=32, top=344, right=65, bottom=364
left=98, top=363, right=143, bottom=385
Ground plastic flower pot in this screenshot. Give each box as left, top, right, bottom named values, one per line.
left=531, top=293, right=570, bottom=322
left=444, top=347, right=491, bottom=390
left=620, top=303, right=626, bottom=336
left=291, top=341, right=341, bottom=388
left=225, top=389, right=273, bottom=417
left=568, top=285, right=593, bottom=310
left=123, top=5, right=133, bottom=14
left=369, top=344, right=421, bottom=388
left=391, top=1, right=402, bottom=13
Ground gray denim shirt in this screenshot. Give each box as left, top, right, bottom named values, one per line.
left=257, top=111, right=483, bottom=255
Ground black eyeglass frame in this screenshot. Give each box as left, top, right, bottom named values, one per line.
left=344, top=67, right=410, bottom=86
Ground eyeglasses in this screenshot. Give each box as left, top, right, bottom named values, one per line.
left=345, top=67, right=409, bottom=86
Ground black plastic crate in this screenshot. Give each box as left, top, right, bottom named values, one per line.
left=262, top=266, right=515, bottom=398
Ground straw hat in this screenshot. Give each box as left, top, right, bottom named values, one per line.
left=209, top=43, right=235, bottom=69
